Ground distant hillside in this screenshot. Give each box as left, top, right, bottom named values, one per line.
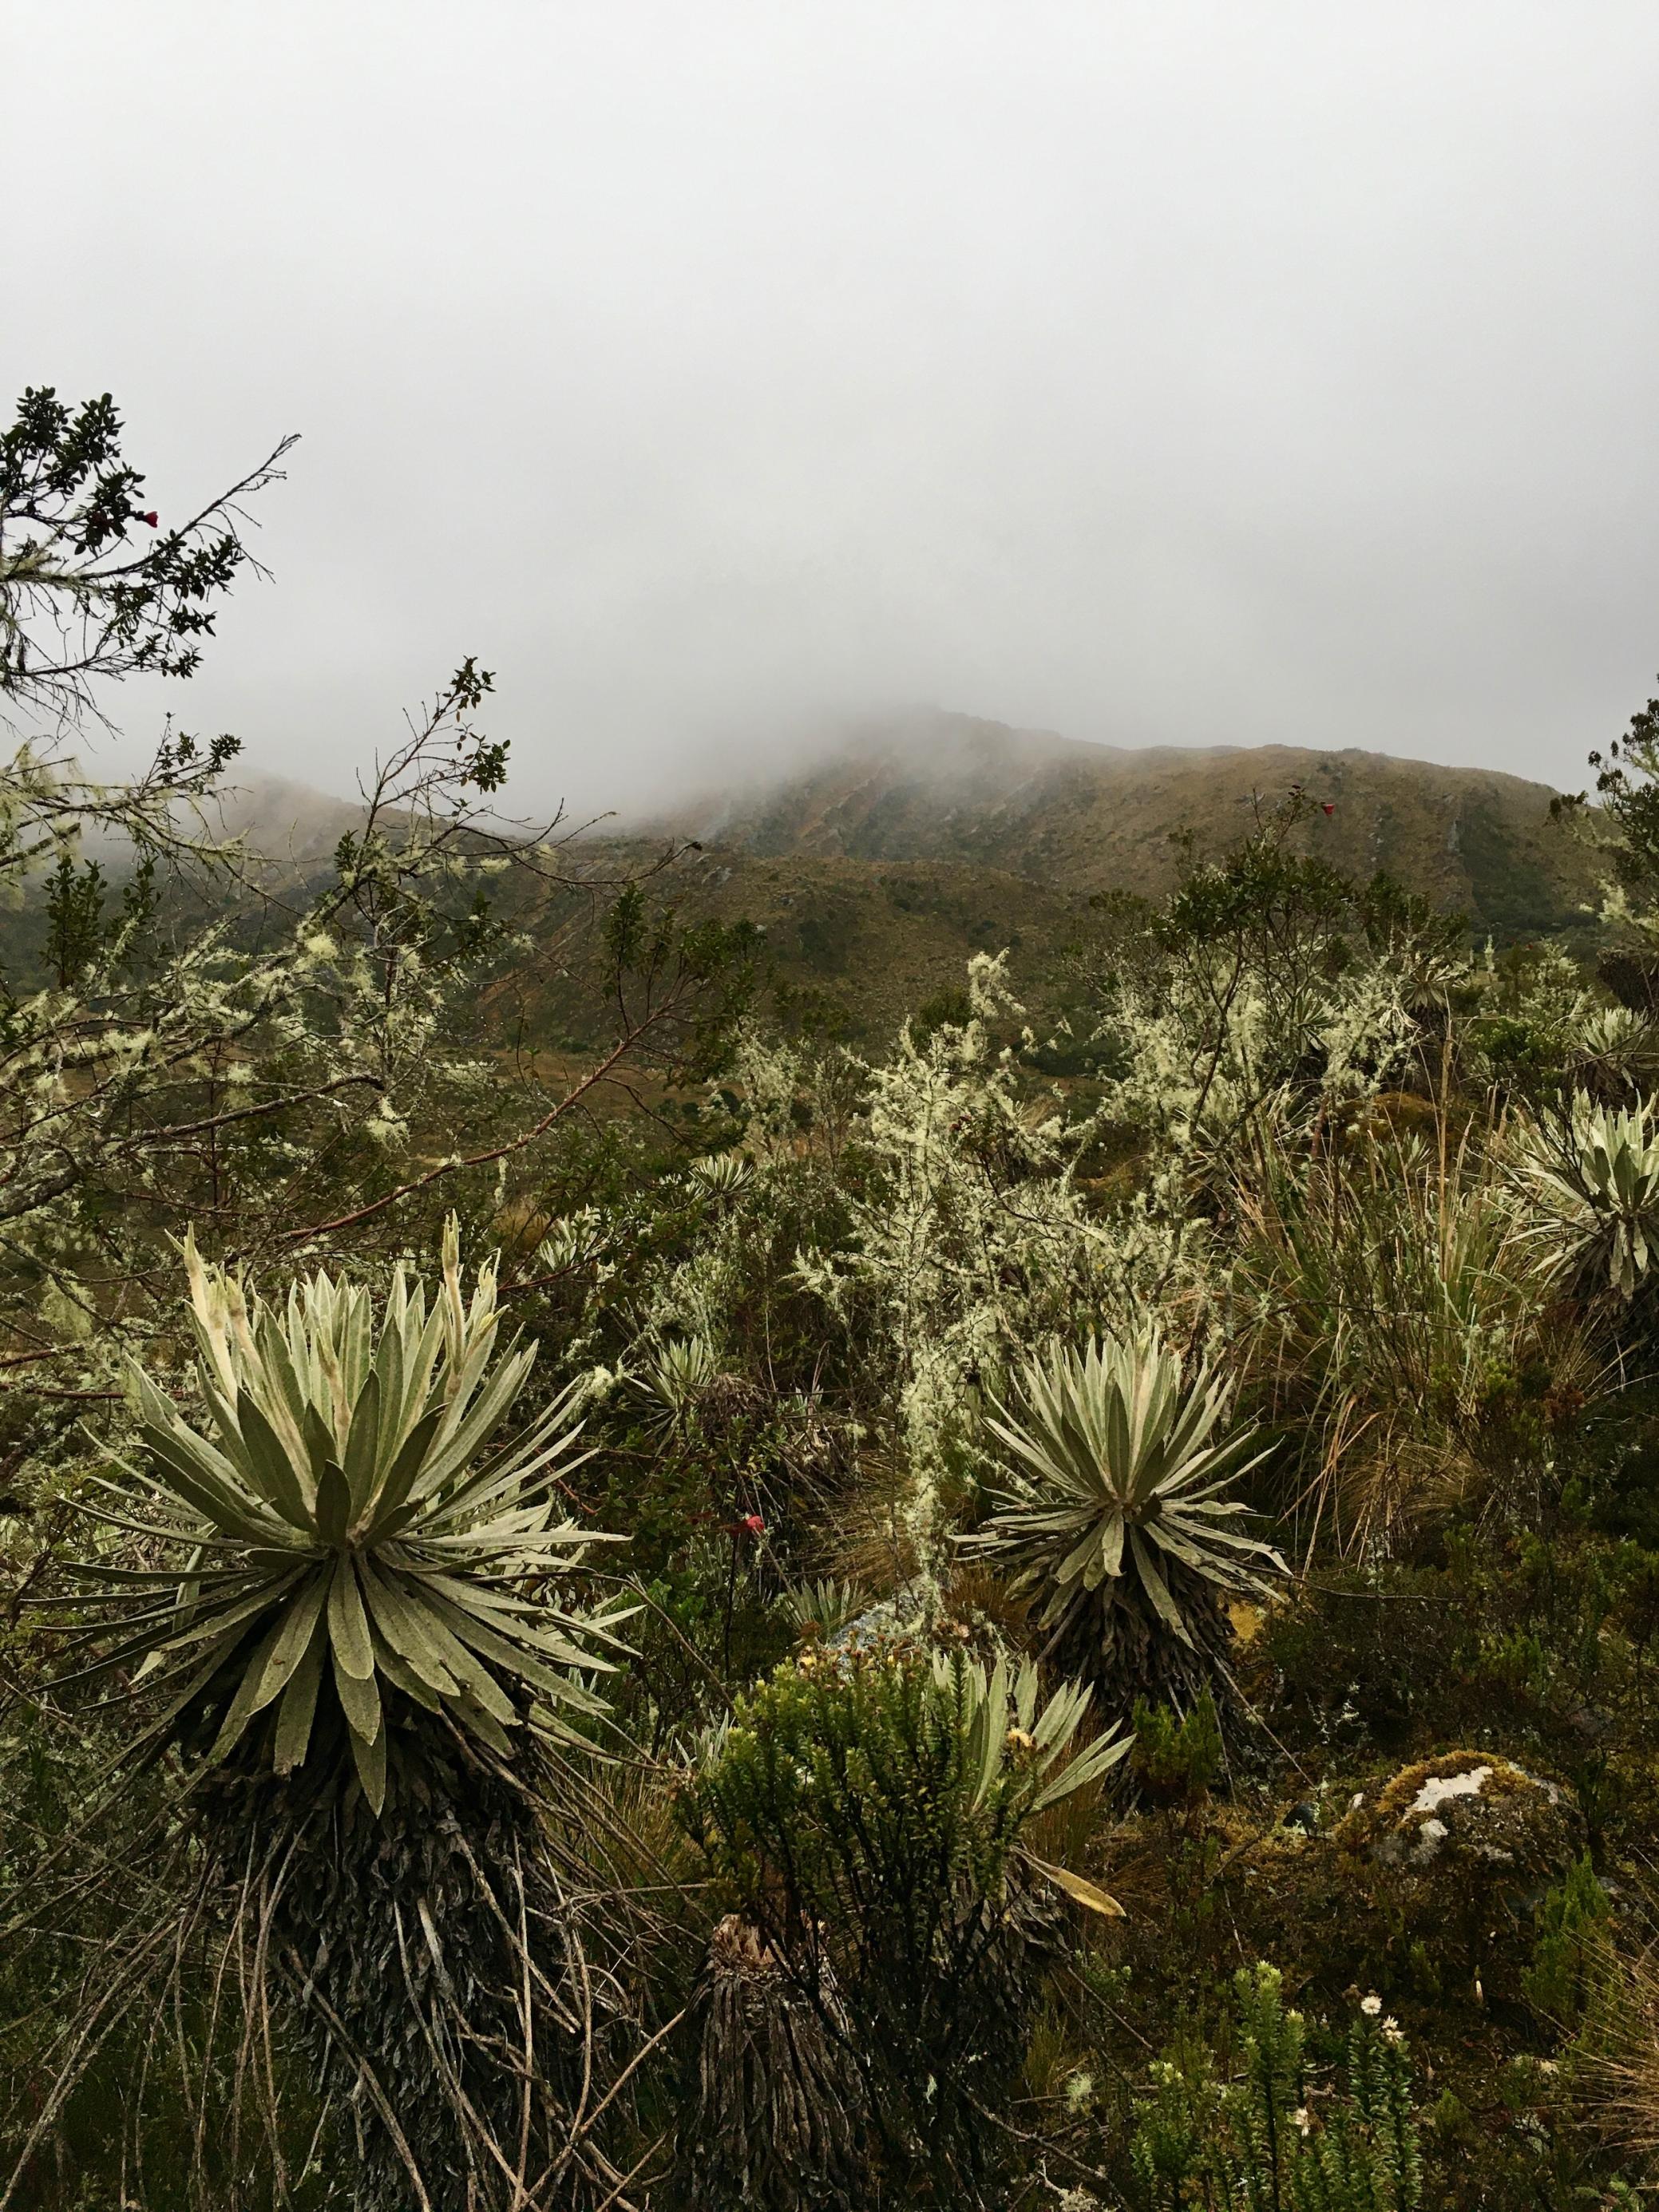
left=47, top=721, right=1594, bottom=1052
left=209, top=774, right=366, bottom=865
left=486, top=843, right=1088, bottom=1051
left=654, top=711, right=1601, bottom=942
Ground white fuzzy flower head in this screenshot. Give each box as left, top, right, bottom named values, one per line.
left=1382, top=2017, right=1404, bottom=2045
left=1292, top=2107, right=1313, bottom=2137
left=1360, top=1993, right=1383, bottom=2017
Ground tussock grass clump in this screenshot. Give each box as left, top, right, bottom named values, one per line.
left=1224, top=1118, right=1609, bottom=1547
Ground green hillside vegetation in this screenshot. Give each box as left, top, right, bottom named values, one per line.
left=500, top=726, right=1604, bottom=1055
left=148, top=712, right=1604, bottom=1059
left=492, top=714, right=1605, bottom=1055
left=493, top=842, right=1087, bottom=1051
left=10, top=391, right=1659, bottom=2212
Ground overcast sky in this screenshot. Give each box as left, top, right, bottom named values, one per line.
left=9, top=3, right=1659, bottom=815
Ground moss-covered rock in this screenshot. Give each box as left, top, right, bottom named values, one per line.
left=1339, top=1751, right=1578, bottom=1877
left=1336, top=1751, right=1583, bottom=2000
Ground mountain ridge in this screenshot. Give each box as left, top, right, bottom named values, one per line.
left=187, top=718, right=1608, bottom=1051
left=645, top=710, right=1596, bottom=939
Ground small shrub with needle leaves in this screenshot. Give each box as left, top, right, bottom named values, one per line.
left=1124, top=1964, right=1423, bottom=2212
left=680, top=1643, right=1127, bottom=2197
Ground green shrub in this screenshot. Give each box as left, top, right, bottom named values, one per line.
left=1132, top=1691, right=1225, bottom=1806
left=1124, top=1963, right=1423, bottom=2212
left=680, top=1643, right=1126, bottom=2191
left=1522, top=1854, right=1610, bottom=2027
left=1260, top=1565, right=1463, bottom=1752
left=909, top=985, right=974, bottom=1042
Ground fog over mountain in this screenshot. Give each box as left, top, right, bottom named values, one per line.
left=640, top=708, right=1602, bottom=934
left=10, top=4, right=1659, bottom=818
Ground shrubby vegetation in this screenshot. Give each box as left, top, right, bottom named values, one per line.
left=6, top=391, right=1659, bottom=2206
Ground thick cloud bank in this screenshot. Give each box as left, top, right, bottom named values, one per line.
left=9, top=3, right=1659, bottom=815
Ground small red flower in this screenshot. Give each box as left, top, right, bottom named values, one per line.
left=1321, top=802, right=1335, bottom=815
left=738, top=1513, right=765, bottom=1537
left=137, top=510, right=159, bottom=528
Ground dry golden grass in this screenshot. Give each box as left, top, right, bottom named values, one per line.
left=1574, top=1940, right=1659, bottom=2175
left=1224, top=1112, right=1613, bottom=1552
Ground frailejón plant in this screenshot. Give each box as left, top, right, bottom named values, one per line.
left=638, top=1332, right=721, bottom=1429
left=686, top=1149, right=755, bottom=1199
left=1512, top=1090, right=1659, bottom=1299
left=971, top=1328, right=1283, bottom=1702
left=81, top=1218, right=624, bottom=1812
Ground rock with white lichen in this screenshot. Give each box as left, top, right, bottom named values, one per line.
left=1335, top=1749, right=1582, bottom=1992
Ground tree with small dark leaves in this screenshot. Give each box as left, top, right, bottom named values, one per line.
left=0, top=386, right=294, bottom=725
